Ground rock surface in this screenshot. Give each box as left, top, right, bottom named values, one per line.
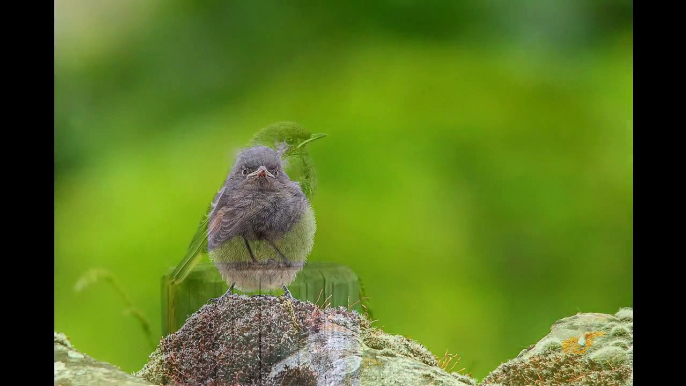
left=56, top=305, right=634, bottom=386
left=54, top=332, right=156, bottom=386
left=136, top=294, right=475, bottom=386
left=481, top=307, right=633, bottom=386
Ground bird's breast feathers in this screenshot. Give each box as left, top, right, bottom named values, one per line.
left=208, top=204, right=316, bottom=263
left=208, top=190, right=308, bottom=247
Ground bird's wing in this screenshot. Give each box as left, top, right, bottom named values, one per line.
left=170, top=203, right=213, bottom=284
left=172, top=183, right=242, bottom=284
left=207, top=199, right=256, bottom=249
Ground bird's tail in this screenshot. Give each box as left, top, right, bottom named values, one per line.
left=170, top=210, right=211, bottom=284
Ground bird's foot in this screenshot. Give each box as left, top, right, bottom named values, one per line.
left=281, top=285, right=294, bottom=299
left=207, top=283, right=235, bottom=303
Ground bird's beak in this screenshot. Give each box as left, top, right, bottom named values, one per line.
left=247, top=166, right=275, bottom=179
left=297, top=133, right=327, bottom=149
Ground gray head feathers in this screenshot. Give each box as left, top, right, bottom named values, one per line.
left=208, top=146, right=309, bottom=250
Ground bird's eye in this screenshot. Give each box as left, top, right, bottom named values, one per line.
left=241, top=168, right=248, bottom=176
left=271, top=169, right=279, bottom=177
left=285, top=137, right=296, bottom=145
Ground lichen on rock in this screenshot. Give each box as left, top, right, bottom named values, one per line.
left=481, top=307, right=633, bottom=386
left=54, top=331, right=156, bottom=386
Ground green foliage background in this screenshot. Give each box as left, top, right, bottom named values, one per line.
left=55, top=0, right=632, bottom=379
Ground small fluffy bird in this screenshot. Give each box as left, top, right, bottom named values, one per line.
left=170, top=122, right=325, bottom=286
left=206, top=146, right=316, bottom=296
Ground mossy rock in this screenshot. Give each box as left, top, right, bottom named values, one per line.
left=139, top=294, right=476, bottom=386
left=481, top=307, right=633, bottom=386
left=161, top=261, right=364, bottom=335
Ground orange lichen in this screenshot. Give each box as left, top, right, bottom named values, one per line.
left=562, top=331, right=606, bottom=354
left=362, top=356, right=382, bottom=367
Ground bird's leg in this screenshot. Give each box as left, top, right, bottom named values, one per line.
left=207, top=282, right=236, bottom=303
left=267, top=240, right=289, bottom=263
left=282, top=285, right=294, bottom=299
left=243, top=236, right=258, bottom=262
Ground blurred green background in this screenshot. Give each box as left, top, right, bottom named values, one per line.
left=54, top=0, right=632, bottom=380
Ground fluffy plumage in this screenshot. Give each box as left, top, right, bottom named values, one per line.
left=207, top=146, right=316, bottom=292
left=170, top=122, right=324, bottom=285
